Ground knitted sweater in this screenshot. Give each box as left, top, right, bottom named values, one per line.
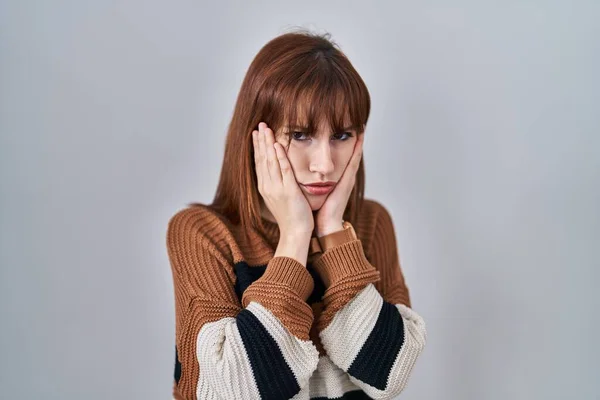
left=165, top=198, right=426, bottom=400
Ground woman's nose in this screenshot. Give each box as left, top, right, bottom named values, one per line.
left=309, top=143, right=335, bottom=175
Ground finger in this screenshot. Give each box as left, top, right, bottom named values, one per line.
left=273, top=142, right=296, bottom=187
left=252, top=129, right=262, bottom=188
left=264, top=125, right=282, bottom=183
left=350, top=133, right=364, bottom=169
left=339, top=134, right=364, bottom=185
left=257, top=122, right=270, bottom=186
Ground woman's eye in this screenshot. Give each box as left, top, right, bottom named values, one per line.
left=333, top=132, right=353, bottom=141
left=291, top=131, right=353, bottom=141
left=292, top=131, right=308, bottom=141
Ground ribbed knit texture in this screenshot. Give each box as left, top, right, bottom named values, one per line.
left=166, top=199, right=426, bottom=400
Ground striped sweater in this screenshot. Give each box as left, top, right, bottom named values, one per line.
left=165, top=198, right=426, bottom=400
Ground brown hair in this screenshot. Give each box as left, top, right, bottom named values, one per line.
left=194, top=29, right=371, bottom=238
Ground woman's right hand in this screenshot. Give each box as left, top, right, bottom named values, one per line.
left=252, top=121, right=314, bottom=238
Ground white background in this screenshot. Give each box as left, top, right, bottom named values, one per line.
left=1, top=1, right=598, bottom=399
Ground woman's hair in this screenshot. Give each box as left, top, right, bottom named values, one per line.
left=198, top=29, right=371, bottom=237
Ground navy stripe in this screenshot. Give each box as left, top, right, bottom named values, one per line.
left=311, top=389, right=371, bottom=399
left=347, top=301, right=405, bottom=390
left=237, top=308, right=301, bottom=400
left=306, top=262, right=326, bottom=304
left=174, top=345, right=181, bottom=384
left=234, top=261, right=266, bottom=300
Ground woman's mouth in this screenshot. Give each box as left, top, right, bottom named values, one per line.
left=301, top=183, right=335, bottom=195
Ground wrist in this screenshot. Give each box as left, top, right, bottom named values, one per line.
left=279, top=232, right=311, bottom=245
left=316, top=221, right=358, bottom=252
left=280, top=229, right=313, bottom=241
left=275, top=234, right=311, bottom=267
left=316, top=223, right=344, bottom=238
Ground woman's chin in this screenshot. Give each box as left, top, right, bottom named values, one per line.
left=301, top=190, right=329, bottom=211
left=309, top=198, right=326, bottom=211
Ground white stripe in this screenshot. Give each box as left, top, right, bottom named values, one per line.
left=246, top=302, right=320, bottom=388
left=319, top=284, right=427, bottom=399
left=196, top=316, right=262, bottom=399
left=319, top=284, right=383, bottom=370
left=195, top=302, right=320, bottom=399
left=299, top=356, right=363, bottom=399
left=378, top=304, right=426, bottom=396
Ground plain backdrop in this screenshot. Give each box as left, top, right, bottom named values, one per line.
left=1, top=1, right=599, bottom=399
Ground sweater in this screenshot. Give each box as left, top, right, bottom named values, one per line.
left=165, top=198, right=426, bottom=400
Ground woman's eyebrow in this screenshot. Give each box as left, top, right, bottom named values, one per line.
left=284, top=125, right=309, bottom=131
left=284, top=125, right=355, bottom=131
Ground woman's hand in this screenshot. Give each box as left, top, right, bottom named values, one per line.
left=253, top=122, right=314, bottom=238
left=315, top=132, right=364, bottom=237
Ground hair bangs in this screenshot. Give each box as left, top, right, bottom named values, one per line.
left=270, top=61, right=368, bottom=143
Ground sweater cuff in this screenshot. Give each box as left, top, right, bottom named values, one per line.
left=241, top=256, right=315, bottom=340
left=312, top=239, right=380, bottom=288
left=258, top=256, right=315, bottom=301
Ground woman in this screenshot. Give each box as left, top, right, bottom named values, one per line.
left=166, top=30, right=426, bottom=400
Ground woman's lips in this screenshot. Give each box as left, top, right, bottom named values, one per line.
left=302, top=184, right=334, bottom=195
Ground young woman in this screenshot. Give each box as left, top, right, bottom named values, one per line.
left=166, top=30, right=427, bottom=400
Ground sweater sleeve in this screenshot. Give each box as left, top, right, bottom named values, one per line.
left=166, top=209, right=319, bottom=400
left=310, top=205, right=427, bottom=399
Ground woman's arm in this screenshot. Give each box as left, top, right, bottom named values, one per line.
left=311, top=202, right=427, bottom=400
left=167, top=208, right=319, bottom=400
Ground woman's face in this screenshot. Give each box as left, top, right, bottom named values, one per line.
left=275, top=117, right=358, bottom=211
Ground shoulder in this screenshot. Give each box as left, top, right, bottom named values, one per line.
left=167, top=203, right=223, bottom=236
left=359, top=198, right=396, bottom=233
left=362, top=198, right=392, bottom=219
left=358, top=198, right=398, bottom=255
left=166, top=203, right=237, bottom=261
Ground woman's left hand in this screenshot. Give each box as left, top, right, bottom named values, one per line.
left=315, top=133, right=364, bottom=237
